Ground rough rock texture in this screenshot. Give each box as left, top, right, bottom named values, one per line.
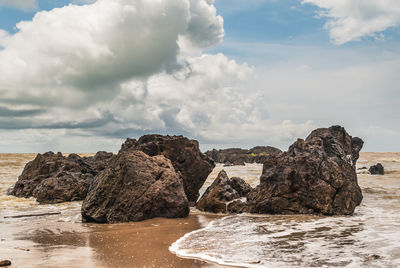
left=247, top=125, right=364, bottom=216
left=10, top=151, right=113, bottom=204
left=223, top=160, right=246, bottom=167
left=205, top=146, right=282, bottom=164
left=85, top=151, right=115, bottom=173
left=81, top=150, right=189, bottom=223
left=119, top=135, right=215, bottom=203
left=369, top=163, right=384, bottom=175
left=196, top=170, right=251, bottom=213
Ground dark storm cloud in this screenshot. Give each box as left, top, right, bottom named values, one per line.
left=0, top=106, right=45, bottom=117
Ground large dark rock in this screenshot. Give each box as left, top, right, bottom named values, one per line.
left=369, top=163, right=384, bottom=175
left=85, top=151, right=115, bottom=173
left=247, top=125, right=364, bottom=216
left=81, top=150, right=189, bottom=223
left=205, top=146, right=281, bottom=164
left=10, top=151, right=113, bottom=204
left=119, top=135, right=215, bottom=203
left=196, top=170, right=251, bottom=213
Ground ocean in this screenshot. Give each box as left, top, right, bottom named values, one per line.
left=1, top=153, right=399, bottom=267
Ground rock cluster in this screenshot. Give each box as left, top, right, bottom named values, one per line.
left=196, top=170, right=251, bottom=213
left=198, top=126, right=364, bottom=216
left=10, top=126, right=364, bottom=221
left=205, top=146, right=281, bottom=164
left=369, top=163, right=384, bottom=175
left=81, top=150, right=189, bottom=223
left=10, top=152, right=113, bottom=204
left=119, top=135, right=215, bottom=203
left=10, top=134, right=213, bottom=223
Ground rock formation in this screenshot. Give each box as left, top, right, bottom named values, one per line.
left=369, top=163, right=384, bottom=175
left=119, top=135, right=215, bottom=203
left=247, top=125, right=364, bottom=215
left=196, top=170, right=251, bottom=213
left=223, top=160, right=246, bottom=166
left=10, top=151, right=113, bottom=204
left=81, top=150, right=189, bottom=223
left=205, top=146, right=281, bottom=164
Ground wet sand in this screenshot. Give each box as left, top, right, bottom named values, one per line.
left=0, top=153, right=225, bottom=267
left=1, top=212, right=223, bottom=267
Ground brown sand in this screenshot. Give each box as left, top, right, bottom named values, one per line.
left=0, top=213, right=224, bottom=267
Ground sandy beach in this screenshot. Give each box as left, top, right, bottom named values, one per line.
left=2, top=153, right=400, bottom=267
left=1, top=211, right=222, bottom=267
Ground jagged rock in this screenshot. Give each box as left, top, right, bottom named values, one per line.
left=85, top=151, right=115, bottom=173
left=11, top=152, right=93, bottom=203
left=119, top=135, right=215, bottom=203
left=369, top=163, right=384, bottom=175
left=227, top=200, right=249, bottom=213
left=81, top=150, right=189, bottom=223
left=10, top=151, right=113, bottom=204
left=196, top=170, right=251, bottom=213
left=205, top=146, right=281, bottom=164
left=247, top=125, right=364, bottom=216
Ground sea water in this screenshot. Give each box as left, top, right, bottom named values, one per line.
left=171, top=153, right=400, bottom=267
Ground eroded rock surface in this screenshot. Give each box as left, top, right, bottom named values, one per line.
left=119, top=135, right=215, bottom=203
left=205, top=146, right=282, bottom=164
left=81, top=150, right=189, bottom=223
left=10, top=152, right=113, bottom=204
left=247, top=125, right=364, bottom=215
left=196, top=170, right=251, bottom=213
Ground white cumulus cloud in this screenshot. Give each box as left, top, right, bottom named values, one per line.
left=303, top=0, right=400, bottom=44
left=0, top=0, right=224, bottom=108
left=0, top=0, right=319, bottom=152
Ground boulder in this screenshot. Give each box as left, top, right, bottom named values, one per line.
left=247, top=125, right=364, bottom=216
left=81, top=150, right=189, bottom=223
left=10, top=151, right=113, bottom=204
left=369, top=163, right=384, bottom=175
left=205, top=146, right=281, bottom=164
left=11, top=152, right=92, bottom=203
left=196, top=170, right=251, bottom=213
left=85, top=151, right=115, bottom=173
left=119, top=135, right=215, bottom=203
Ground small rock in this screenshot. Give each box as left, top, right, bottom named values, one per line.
left=0, top=260, right=11, bottom=267
left=196, top=170, right=252, bottom=213
left=369, top=163, right=384, bottom=175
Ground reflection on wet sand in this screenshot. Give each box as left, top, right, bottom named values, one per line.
left=86, top=214, right=221, bottom=267
left=1, top=213, right=222, bottom=267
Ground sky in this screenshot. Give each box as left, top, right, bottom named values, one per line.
left=0, top=0, right=399, bottom=153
